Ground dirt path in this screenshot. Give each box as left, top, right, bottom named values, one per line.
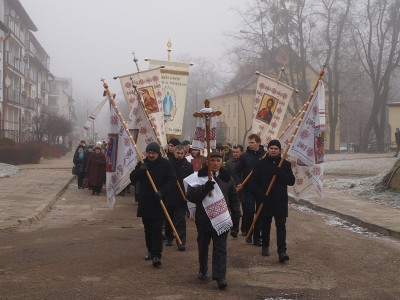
left=1, top=181, right=400, bottom=299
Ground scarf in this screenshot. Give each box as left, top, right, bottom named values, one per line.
left=184, top=172, right=233, bottom=236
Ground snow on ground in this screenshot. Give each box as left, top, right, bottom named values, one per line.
left=324, top=153, right=400, bottom=209
left=0, top=163, right=19, bottom=178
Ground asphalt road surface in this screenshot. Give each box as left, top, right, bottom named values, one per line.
left=0, top=181, right=399, bottom=300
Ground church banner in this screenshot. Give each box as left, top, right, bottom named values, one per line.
left=280, top=81, right=325, bottom=198
left=118, top=68, right=167, bottom=148
left=148, top=59, right=190, bottom=136
left=252, top=74, right=294, bottom=146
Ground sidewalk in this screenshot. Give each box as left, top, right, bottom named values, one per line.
left=0, top=152, right=74, bottom=229
left=0, top=152, right=399, bottom=241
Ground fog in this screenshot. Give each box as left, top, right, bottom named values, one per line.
left=19, top=0, right=246, bottom=110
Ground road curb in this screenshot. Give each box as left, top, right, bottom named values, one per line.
left=290, top=196, right=400, bottom=241
left=17, top=175, right=75, bottom=226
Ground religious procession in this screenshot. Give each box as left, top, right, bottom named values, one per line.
left=70, top=46, right=327, bottom=292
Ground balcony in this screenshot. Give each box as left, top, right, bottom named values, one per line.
left=5, top=87, right=23, bottom=106
left=6, top=52, right=25, bottom=75
left=5, top=15, right=25, bottom=45
left=25, top=97, right=36, bottom=110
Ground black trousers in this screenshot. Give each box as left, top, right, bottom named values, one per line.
left=197, top=230, right=228, bottom=280
left=77, top=172, right=85, bottom=188
left=260, top=215, right=287, bottom=253
left=243, top=191, right=261, bottom=240
left=142, top=217, right=163, bottom=258
left=165, top=205, right=187, bottom=244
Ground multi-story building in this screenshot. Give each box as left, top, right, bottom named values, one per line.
left=0, top=0, right=74, bottom=143
left=49, top=77, right=74, bottom=121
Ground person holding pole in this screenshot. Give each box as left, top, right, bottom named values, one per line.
left=164, top=145, right=194, bottom=250
left=236, top=134, right=265, bottom=245
left=249, top=139, right=295, bottom=262
left=130, top=141, right=177, bottom=267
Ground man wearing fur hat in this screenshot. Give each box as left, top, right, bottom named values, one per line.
left=130, top=142, right=177, bottom=267
left=249, top=139, right=295, bottom=262
left=184, top=151, right=240, bottom=290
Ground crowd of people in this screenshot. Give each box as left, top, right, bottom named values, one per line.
left=72, top=134, right=295, bottom=290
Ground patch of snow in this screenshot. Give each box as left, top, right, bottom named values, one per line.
left=325, top=216, right=381, bottom=237
left=0, top=163, right=19, bottom=178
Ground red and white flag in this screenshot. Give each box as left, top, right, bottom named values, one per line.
left=105, top=104, right=139, bottom=207
left=118, top=68, right=167, bottom=148
left=82, top=97, right=108, bottom=132
left=252, top=74, right=294, bottom=145
left=280, top=81, right=325, bottom=197
left=192, top=108, right=217, bottom=150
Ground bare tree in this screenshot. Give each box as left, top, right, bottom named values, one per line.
left=352, top=0, right=400, bottom=151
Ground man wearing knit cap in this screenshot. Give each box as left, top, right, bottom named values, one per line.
left=130, top=141, right=177, bottom=267
left=249, top=139, right=295, bottom=262
left=167, top=138, right=181, bottom=159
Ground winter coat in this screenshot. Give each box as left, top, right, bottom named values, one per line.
left=224, top=157, right=241, bottom=184
left=164, top=156, right=194, bottom=207
left=235, top=145, right=265, bottom=188
left=73, top=151, right=85, bottom=175
left=86, top=152, right=106, bottom=187
left=186, top=167, right=241, bottom=232
left=249, top=154, right=295, bottom=218
left=130, top=156, right=176, bottom=219
left=395, top=131, right=400, bottom=145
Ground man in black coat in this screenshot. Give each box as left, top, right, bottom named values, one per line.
left=185, top=151, right=241, bottom=290
left=130, top=142, right=176, bottom=267
left=164, top=145, right=194, bottom=251
left=250, top=139, right=295, bottom=262
left=236, top=134, right=265, bottom=245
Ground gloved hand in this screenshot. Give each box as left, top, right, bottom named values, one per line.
left=155, top=191, right=162, bottom=201
left=139, top=163, right=149, bottom=171
left=203, top=180, right=215, bottom=192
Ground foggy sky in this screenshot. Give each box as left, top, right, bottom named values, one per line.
left=19, top=0, right=246, bottom=109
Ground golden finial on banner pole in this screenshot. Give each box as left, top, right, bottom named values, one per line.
left=167, top=38, right=172, bottom=62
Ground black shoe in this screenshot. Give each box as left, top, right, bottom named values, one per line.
left=178, top=244, right=186, bottom=251
left=253, top=239, right=262, bottom=247
left=92, top=190, right=95, bottom=195
left=198, top=272, right=207, bottom=281
left=166, top=239, right=173, bottom=246
left=144, top=253, right=152, bottom=260
left=216, top=278, right=227, bottom=290
left=261, top=247, right=270, bottom=256
left=230, top=231, right=238, bottom=238
left=241, top=231, right=247, bottom=236
left=152, top=256, right=161, bottom=267
left=245, top=237, right=252, bottom=244
left=278, top=252, right=289, bottom=263
left=96, top=192, right=100, bottom=195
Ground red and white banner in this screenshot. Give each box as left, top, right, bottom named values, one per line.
left=192, top=108, right=217, bottom=150
left=82, top=97, right=108, bottom=132
left=105, top=104, right=139, bottom=208
left=252, top=74, right=294, bottom=145
left=128, top=91, right=161, bottom=158
left=280, top=81, right=325, bottom=198
left=118, top=68, right=167, bottom=148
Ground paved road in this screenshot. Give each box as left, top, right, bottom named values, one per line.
left=0, top=173, right=399, bottom=299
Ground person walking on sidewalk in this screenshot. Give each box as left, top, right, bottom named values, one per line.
left=236, top=134, right=265, bottom=246
left=164, top=145, right=194, bottom=251
left=73, top=145, right=86, bottom=189
left=249, top=140, right=295, bottom=262
left=86, top=146, right=106, bottom=195
left=130, top=142, right=176, bottom=267
left=185, top=151, right=240, bottom=290
left=394, top=128, right=400, bottom=157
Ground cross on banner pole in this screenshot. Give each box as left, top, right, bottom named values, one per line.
left=193, top=100, right=222, bottom=194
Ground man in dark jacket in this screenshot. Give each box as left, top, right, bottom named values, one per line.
left=130, top=142, right=177, bottom=267
left=250, top=139, right=295, bottom=262
left=185, top=151, right=241, bottom=290
left=224, top=144, right=244, bottom=237
left=164, top=145, right=194, bottom=251
left=236, top=134, right=265, bottom=245
left=394, top=128, right=400, bottom=157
